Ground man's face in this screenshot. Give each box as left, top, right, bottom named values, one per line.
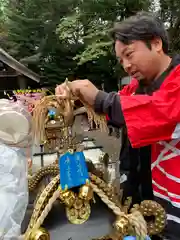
left=115, top=40, right=161, bottom=83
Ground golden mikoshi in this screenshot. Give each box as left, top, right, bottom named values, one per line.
left=26, top=79, right=167, bottom=240
left=26, top=164, right=167, bottom=240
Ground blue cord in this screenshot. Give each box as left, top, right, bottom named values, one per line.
left=123, top=236, right=151, bottom=240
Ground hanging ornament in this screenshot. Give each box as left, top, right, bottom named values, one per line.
left=59, top=188, right=76, bottom=208
left=66, top=200, right=91, bottom=224
left=79, top=181, right=93, bottom=201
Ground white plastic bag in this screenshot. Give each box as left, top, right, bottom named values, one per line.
left=0, top=144, right=28, bottom=239
left=0, top=99, right=32, bottom=147
left=0, top=99, right=31, bottom=239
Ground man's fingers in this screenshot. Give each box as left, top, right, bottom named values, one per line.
left=55, top=85, right=64, bottom=95
left=55, top=85, right=68, bottom=98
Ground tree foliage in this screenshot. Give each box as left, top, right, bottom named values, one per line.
left=1, top=0, right=180, bottom=90
left=159, top=0, right=180, bottom=53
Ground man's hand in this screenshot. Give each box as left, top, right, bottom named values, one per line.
left=55, top=80, right=99, bottom=106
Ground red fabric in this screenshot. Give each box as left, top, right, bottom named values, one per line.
left=120, top=65, right=180, bottom=148
left=106, top=114, right=110, bottom=121
left=120, top=67, right=180, bottom=219
left=151, top=141, right=180, bottom=204
left=119, top=79, right=138, bottom=96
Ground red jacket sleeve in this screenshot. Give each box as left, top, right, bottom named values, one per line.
left=121, top=75, right=180, bottom=148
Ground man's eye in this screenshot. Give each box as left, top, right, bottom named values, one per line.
left=126, top=52, right=133, bottom=57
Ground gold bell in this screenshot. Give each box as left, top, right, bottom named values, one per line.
left=29, top=227, right=50, bottom=240
left=113, top=216, right=129, bottom=235
left=59, top=189, right=76, bottom=207
left=79, top=183, right=93, bottom=201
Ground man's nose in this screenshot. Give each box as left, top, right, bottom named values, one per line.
left=123, top=59, right=132, bottom=73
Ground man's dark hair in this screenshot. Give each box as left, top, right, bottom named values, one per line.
left=111, top=11, right=169, bottom=54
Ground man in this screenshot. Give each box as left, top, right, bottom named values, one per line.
left=56, top=11, right=180, bottom=239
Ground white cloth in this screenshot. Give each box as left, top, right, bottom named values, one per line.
left=0, top=144, right=28, bottom=239
left=0, top=99, right=31, bottom=146
left=0, top=99, right=31, bottom=239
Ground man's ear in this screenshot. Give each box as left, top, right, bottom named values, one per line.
left=151, top=37, right=163, bottom=53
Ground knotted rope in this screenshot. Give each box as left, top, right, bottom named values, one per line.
left=90, top=182, right=147, bottom=238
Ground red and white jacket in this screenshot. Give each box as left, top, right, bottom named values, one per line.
left=95, top=63, right=180, bottom=239
left=120, top=66, right=180, bottom=239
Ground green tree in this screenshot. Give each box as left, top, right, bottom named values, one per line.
left=56, top=0, right=150, bottom=90
left=159, top=0, right=180, bottom=53
left=0, top=0, right=9, bottom=46
left=1, top=0, right=151, bottom=89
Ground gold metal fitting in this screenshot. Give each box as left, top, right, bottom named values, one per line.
left=59, top=189, right=76, bottom=207
left=79, top=183, right=93, bottom=201
left=113, top=215, right=129, bottom=235
left=67, top=148, right=74, bottom=154
left=73, top=198, right=83, bottom=209
left=29, top=227, right=50, bottom=240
